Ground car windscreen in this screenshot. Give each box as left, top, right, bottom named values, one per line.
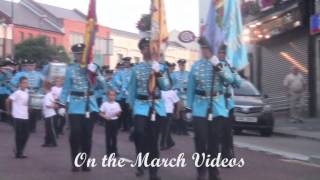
left=234, top=81, right=261, bottom=96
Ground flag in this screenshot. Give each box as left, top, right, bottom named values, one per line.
left=81, top=0, right=98, bottom=68
left=150, top=0, right=169, bottom=60
left=203, top=0, right=225, bottom=55
left=224, top=0, right=248, bottom=70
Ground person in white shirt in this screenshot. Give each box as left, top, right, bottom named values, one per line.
left=6, top=77, right=29, bottom=159
left=99, top=90, right=122, bottom=157
left=51, top=77, right=65, bottom=135
left=160, top=90, right=180, bottom=150
left=42, top=82, right=58, bottom=147
left=283, top=67, right=306, bottom=123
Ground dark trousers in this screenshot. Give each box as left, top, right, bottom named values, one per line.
left=173, top=110, right=188, bottom=135
left=29, top=109, right=42, bottom=132
left=119, top=99, right=131, bottom=131
left=44, top=116, right=57, bottom=145
left=69, top=114, right=95, bottom=168
left=56, top=115, right=66, bottom=134
left=14, top=118, right=30, bottom=156
left=193, top=117, right=220, bottom=180
left=105, top=120, right=119, bottom=155
left=212, top=116, right=234, bottom=160
left=160, top=113, right=175, bottom=148
left=96, top=98, right=104, bottom=125
left=133, top=113, right=161, bottom=177
left=225, top=109, right=235, bottom=158
left=0, top=94, right=9, bottom=122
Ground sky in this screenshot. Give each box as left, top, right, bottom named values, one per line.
left=31, top=0, right=200, bottom=35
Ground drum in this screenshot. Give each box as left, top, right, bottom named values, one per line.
left=48, top=63, right=67, bottom=82
left=182, top=110, right=193, bottom=123
left=29, top=94, right=45, bottom=110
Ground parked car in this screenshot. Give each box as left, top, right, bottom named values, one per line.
left=232, top=80, right=274, bottom=137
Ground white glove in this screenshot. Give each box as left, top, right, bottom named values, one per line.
left=58, top=108, right=66, bottom=116
left=209, top=56, right=220, bottom=66
left=88, top=63, right=98, bottom=73
left=152, top=61, right=160, bottom=73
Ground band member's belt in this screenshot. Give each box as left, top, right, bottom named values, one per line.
left=224, top=93, right=232, bottom=98
left=136, top=95, right=161, bottom=101
left=70, top=91, right=94, bottom=97
left=195, top=90, right=220, bottom=97
left=174, top=88, right=187, bottom=92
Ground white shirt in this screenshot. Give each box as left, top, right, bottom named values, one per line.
left=42, top=92, right=57, bottom=118
left=51, top=86, right=62, bottom=99
left=100, top=101, right=122, bottom=120
left=161, top=90, right=180, bottom=113
left=9, top=89, right=29, bottom=120
left=283, top=73, right=305, bottom=94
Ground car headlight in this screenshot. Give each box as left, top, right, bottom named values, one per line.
left=263, top=105, right=272, bottom=112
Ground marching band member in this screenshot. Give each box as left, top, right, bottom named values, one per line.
left=171, top=59, right=190, bottom=135
left=6, top=77, right=30, bottom=158
left=118, top=57, right=133, bottom=132
left=59, top=43, right=105, bottom=172
left=10, top=59, right=44, bottom=133
left=127, top=38, right=170, bottom=180
left=0, top=58, right=17, bottom=123
left=216, top=45, right=242, bottom=162
left=186, top=38, right=239, bottom=180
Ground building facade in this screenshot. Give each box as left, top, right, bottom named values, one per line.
left=109, top=29, right=199, bottom=70
left=198, top=0, right=319, bottom=117
left=0, top=0, right=111, bottom=66
left=241, top=0, right=318, bottom=117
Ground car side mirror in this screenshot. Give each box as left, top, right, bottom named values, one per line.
left=263, top=94, right=269, bottom=99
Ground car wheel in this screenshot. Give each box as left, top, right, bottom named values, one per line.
left=260, top=128, right=273, bottom=137
left=234, top=129, right=242, bottom=135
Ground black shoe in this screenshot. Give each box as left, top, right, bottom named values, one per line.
left=16, top=154, right=28, bottom=159
left=82, top=166, right=91, bottom=172
left=41, top=144, right=50, bottom=147
left=71, top=166, right=80, bottom=172
left=30, top=129, right=36, bottom=133
left=182, top=131, right=189, bottom=136
left=48, top=144, right=57, bottom=147
left=150, top=175, right=161, bottom=180
left=160, top=146, right=166, bottom=151
left=166, top=142, right=175, bottom=150
left=135, top=168, right=144, bottom=177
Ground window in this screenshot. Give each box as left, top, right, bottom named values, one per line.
left=70, top=33, right=84, bottom=46
left=47, top=36, right=51, bottom=44
left=118, top=53, right=123, bottom=61
left=134, top=57, right=140, bottom=63
left=52, top=37, right=56, bottom=45
left=20, top=32, right=24, bottom=41
left=0, top=39, right=3, bottom=57
left=95, top=38, right=107, bottom=54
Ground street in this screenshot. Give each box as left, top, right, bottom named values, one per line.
left=0, top=121, right=319, bottom=180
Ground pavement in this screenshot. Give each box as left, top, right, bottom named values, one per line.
left=273, top=111, right=320, bottom=141
left=1, top=121, right=320, bottom=180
